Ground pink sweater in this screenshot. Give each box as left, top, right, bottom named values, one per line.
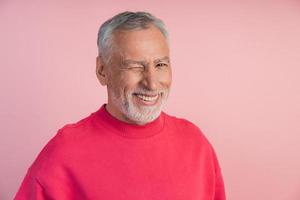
left=15, top=104, right=226, bottom=200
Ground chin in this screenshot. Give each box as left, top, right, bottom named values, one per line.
left=125, top=102, right=162, bottom=124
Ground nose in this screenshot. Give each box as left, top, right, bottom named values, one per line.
left=142, top=66, right=158, bottom=91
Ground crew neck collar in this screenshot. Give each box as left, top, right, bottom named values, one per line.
left=94, top=104, right=165, bottom=139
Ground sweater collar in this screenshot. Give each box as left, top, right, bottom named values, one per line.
left=94, top=104, right=165, bottom=138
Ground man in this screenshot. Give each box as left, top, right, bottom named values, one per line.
left=15, top=11, right=226, bottom=199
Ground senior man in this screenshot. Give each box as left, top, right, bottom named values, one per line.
left=15, top=11, right=226, bottom=199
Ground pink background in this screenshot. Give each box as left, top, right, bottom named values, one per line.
left=1, top=0, right=300, bottom=199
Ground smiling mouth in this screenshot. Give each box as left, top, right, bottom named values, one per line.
left=133, top=93, right=160, bottom=104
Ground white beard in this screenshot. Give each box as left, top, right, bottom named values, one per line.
left=110, top=88, right=169, bottom=125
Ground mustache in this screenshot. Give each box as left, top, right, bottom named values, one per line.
left=131, top=88, right=169, bottom=96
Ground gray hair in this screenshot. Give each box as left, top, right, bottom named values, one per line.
left=97, top=11, right=169, bottom=64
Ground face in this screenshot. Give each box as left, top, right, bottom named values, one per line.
left=97, top=25, right=172, bottom=125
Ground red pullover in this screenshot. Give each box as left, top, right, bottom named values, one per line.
left=15, top=104, right=226, bottom=200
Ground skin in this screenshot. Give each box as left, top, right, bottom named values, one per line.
left=96, top=25, right=172, bottom=125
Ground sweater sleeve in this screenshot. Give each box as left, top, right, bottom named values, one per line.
left=14, top=129, right=65, bottom=200
left=211, top=147, right=226, bottom=200
left=181, top=118, right=227, bottom=199
left=214, top=166, right=226, bottom=200
left=14, top=128, right=86, bottom=200
left=14, top=169, right=47, bottom=200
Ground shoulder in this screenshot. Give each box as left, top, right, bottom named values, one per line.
left=163, top=112, right=212, bottom=147
left=28, top=113, right=96, bottom=174
left=163, top=112, right=222, bottom=170
left=57, top=112, right=96, bottom=138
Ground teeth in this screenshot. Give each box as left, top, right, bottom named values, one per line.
left=136, top=94, right=159, bottom=101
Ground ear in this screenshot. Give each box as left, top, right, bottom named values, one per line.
left=96, top=56, right=108, bottom=86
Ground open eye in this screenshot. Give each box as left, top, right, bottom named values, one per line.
left=156, top=63, right=168, bottom=68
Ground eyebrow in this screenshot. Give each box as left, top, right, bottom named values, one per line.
left=122, top=59, right=145, bottom=66
left=154, top=56, right=170, bottom=64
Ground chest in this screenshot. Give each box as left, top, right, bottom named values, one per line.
left=63, top=140, right=216, bottom=200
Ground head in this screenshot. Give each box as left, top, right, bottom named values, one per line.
left=96, top=11, right=172, bottom=125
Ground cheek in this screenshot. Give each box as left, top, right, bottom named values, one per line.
left=121, top=72, right=142, bottom=90
left=160, top=70, right=172, bottom=87
left=168, top=72, right=173, bottom=86
left=106, top=74, right=125, bottom=97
